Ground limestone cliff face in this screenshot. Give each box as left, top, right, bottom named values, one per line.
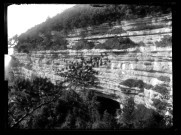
left=13, top=14, right=172, bottom=115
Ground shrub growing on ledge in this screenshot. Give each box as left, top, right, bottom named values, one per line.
left=152, top=98, right=168, bottom=112
left=128, top=23, right=166, bottom=31
left=72, top=40, right=95, bottom=50
left=155, top=35, right=172, bottom=47
left=120, top=79, right=144, bottom=89
left=95, top=37, right=139, bottom=50
left=56, top=57, right=99, bottom=90
left=105, top=37, right=121, bottom=49
left=118, top=37, right=139, bottom=49
left=152, top=84, right=169, bottom=96
left=157, top=76, right=170, bottom=82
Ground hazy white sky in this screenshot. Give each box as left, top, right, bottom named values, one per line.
left=8, top=4, right=75, bottom=39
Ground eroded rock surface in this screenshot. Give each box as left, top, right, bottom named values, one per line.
left=12, top=14, right=172, bottom=115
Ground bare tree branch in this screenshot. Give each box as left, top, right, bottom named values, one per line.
left=11, top=94, right=59, bottom=128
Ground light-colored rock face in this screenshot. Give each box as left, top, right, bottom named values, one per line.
left=12, top=14, right=172, bottom=115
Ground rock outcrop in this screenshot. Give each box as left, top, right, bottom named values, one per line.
left=12, top=13, right=172, bottom=116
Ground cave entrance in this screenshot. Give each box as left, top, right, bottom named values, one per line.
left=96, top=96, right=120, bottom=116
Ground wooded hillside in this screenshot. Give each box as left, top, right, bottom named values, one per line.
left=15, top=4, right=171, bottom=52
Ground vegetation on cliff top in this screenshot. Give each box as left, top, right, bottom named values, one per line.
left=14, top=4, right=171, bottom=53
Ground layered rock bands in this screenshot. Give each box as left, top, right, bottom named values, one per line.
left=12, top=13, right=172, bottom=115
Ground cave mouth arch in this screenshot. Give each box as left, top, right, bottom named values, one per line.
left=96, top=96, right=120, bottom=116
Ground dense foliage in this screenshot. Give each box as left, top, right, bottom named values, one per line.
left=8, top=78, right=172, bottom=129
left=14, top=4, right=171, bottom=52
left=118, top=97, right=172, bottom=129
left=15, top=31, right=67, bottom=53
left=8, top=71, right=118, bottom=129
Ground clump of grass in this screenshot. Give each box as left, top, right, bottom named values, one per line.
left=155, top=35, right=172, bottom=47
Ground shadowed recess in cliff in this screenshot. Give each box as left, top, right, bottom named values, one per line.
left=96, top=96, right=120, bottom=116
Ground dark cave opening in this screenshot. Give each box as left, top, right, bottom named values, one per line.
left=96, top=96, right=120, bottom=116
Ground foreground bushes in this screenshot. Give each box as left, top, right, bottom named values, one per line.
left=8, top=77, right=118, bottom=129
left=8, top=77, right=172, bottom=129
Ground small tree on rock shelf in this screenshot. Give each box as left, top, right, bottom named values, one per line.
left=56, top=57, right=99, bottom=91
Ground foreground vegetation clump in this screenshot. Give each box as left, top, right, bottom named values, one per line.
left=8, top=76, right=119, bottom=129
left=8, top=58, right=172, bottom=129
left=8, top=78, right=172, bottom=129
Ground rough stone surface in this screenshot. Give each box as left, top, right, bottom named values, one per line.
left=13, top=14, right=172, bottom=114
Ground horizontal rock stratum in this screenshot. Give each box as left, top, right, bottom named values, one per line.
left=12, top=13, right=172, bottom=116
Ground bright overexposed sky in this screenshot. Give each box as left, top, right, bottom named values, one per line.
left=8, top=4, right=75, bottom=39
left=5, top=4, right=75, bottom=70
